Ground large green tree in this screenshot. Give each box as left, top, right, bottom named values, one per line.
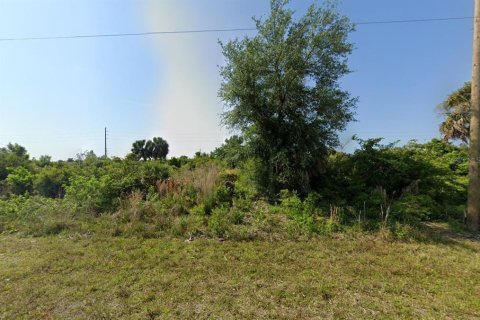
left=219, top=0, right=356, bottom=194
left=439, top=82, right=471, bottom=143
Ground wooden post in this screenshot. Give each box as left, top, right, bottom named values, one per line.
left=468, top=0, right=480, bottom=231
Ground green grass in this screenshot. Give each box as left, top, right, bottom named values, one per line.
left=1, top=229, right=479, bottom=319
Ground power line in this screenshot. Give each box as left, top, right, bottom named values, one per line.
left=355, top=16, right=473, bottom=25
left=0, top=28, right=257, bottom=42
left=0, top=16, right=474, bottom=42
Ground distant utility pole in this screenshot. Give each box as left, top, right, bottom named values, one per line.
left=468, top=0, right=480, bottom=231
left=104, top=127, right=108, bottom=159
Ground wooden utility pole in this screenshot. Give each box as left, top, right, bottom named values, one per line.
left=104, top=127, right=108, bottom=159
left=468, top=0, right=480, bottom=231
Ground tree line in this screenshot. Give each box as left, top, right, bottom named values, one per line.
left=0, top=0, right=474, bottom=237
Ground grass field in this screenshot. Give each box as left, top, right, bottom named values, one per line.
left=1, top=226, right=479, bottom=319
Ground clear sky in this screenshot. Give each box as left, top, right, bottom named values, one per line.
left=0, top=0, right=474, bottom=159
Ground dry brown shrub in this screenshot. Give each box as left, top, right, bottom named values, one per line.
left=113, top=191, right=155, bottom=223
left=175, top=163, right=221, bottom=203
left=156, top=178, right=182, bottom=198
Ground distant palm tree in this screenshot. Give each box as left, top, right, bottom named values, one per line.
left=151, top=137, right=169, bottom=160
left=131, top=140, right=148, bottom=161
left=439, top=82, right=471, bottom=143
left=145, top=140, right=154, bottom=160
left=130, top=138, right=169, bottom=161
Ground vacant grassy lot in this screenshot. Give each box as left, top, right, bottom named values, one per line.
left=1, top=230, right=479, bottom=319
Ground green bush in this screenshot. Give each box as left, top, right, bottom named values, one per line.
left=0, top=195, right=77, bottom=236
left=0, top=143, right=30, bottom=181
left=208, top=206, right=230, bottom=237
left=392, top=194, right=440, bottom=223
left=64, top=175, right=118, bottom=213
left=6, top=167, right=33, bottom=195
left=280, top=190, right=320, bottom=234
left=320, top=139, right=467, bottom=223
left=229, top=208, right=245, bottom=225
left=33, top=166, right=70, bottom=198
left=138, top=161, right=171, bottom=187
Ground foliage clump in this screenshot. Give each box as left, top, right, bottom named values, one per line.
left=219, top=0, right=356, bottom=195
left=0, top=137, right=470, bottom=240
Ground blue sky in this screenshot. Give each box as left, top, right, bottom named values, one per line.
left=0, top=0, right=473, bottom=159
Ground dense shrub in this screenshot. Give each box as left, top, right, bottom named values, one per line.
left=391, top=194, right=441, bottom=223
left=33, top=166, right=70, bottom=198
left=0, top=143, right=30, bottom=181
left=278, top=190, right=320, bottom=234
left=0, top=195, right=75, bottom=236
left=64, top=175, right=119, bottom=213
left=208, top=206, right=230, bottom=237
left=318, top=139, right=467, bottom=223
left=211, top=136, right=249, bottom=168
left=6, top=167, right=33, bottom=195
left=0, top=138, right=471, bottom=239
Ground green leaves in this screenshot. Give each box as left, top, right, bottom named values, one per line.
left=321, top=139, right=468, bottom=221
left=219, top=0, right=355, bottom=194
left=5, top=167, right=33, bottom=195
left=131, top=137, right=169, bottom=161
left=150, top=137, right=169, bottom=160
left=0, top=143, right=30, bottom=180
left=439, top=82, right=471, bottom=142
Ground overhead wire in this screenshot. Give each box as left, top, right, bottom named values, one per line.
left=355, top=16, right=474, bottom=25
left=0, top=28, right=257, bottom=42
left=0, top=16, right=474, bottom=42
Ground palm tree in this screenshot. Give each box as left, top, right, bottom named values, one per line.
left=131, top=140, right=148, bottom=161
left=439, top=82, right=471, bottom=143
left=130, top=138, right=169, bottom=161
left=151, top=137, right=169, bottom=160
left=145, top=140, right=155, bottom=160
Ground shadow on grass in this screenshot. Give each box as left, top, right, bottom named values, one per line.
left=411, top=222, right=480, bottom=252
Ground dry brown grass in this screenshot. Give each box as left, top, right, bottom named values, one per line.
left=175, top=163, right=221, bottom=203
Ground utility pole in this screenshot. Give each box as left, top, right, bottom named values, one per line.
left=468, top=0, right=480, bottom=231
left=104, top=127, right=108, bottom=159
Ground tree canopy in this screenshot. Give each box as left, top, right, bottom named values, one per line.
left=131, top=137, right=169, bottom=161
left=439, top=82, right=471, bottom=143
left=0, top=143, right=30, bottom=180
left=219, top=0, right=356, bottom=194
